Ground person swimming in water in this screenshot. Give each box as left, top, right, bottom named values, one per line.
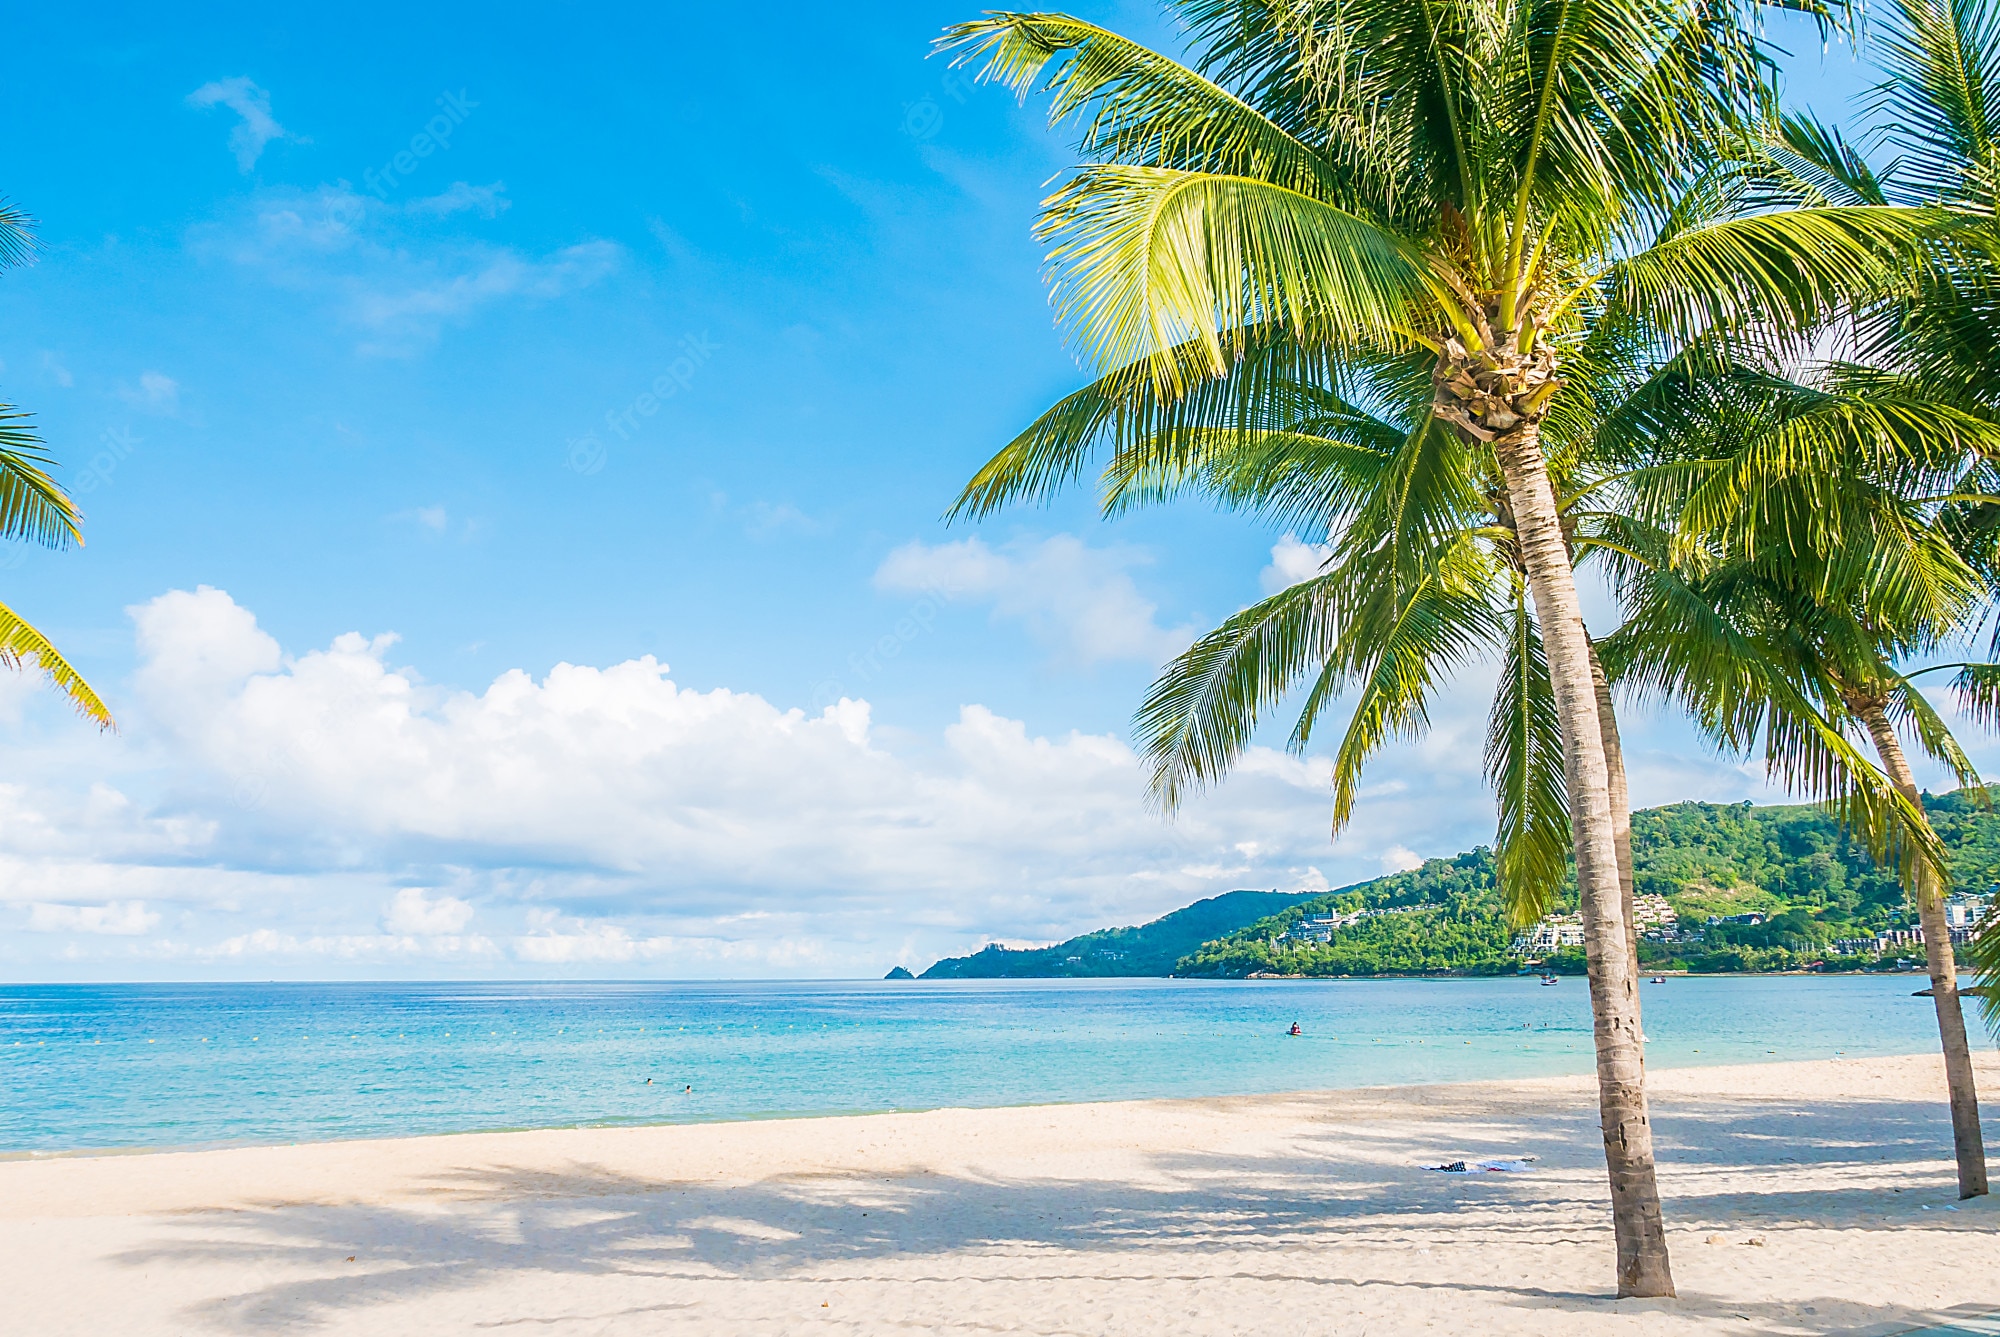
left=1288, top=1022, right=1302, bottom=1036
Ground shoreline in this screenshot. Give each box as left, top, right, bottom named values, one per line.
left=1, top=1037, right=1956, bottom=1164
left=3, top=1051, right=1995, bottom=1334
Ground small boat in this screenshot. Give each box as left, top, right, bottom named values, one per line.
left=1649, top=975, right=1666, bottom=984
left=1538, top=975, right=1558, bottom=986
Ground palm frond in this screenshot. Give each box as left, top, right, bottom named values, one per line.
left=1135, top=563, right=1364, bottom=811
left=937, top=13, right=1350, bottom=199
left=1486, top=577, right=1571, bottom=927
left=0, top=408, right=83, bottom=549
left=1873, top=0, right=2000, bottom=208
left=1610, top=206, right=1943, bottom=342
left=0, top=200, right=35, bottom=269
left=1038, top=165, right=1434, bottom=388
left=0, top=597, right=111, bottom=727
left=1951, top=661, right=2000, bottom=728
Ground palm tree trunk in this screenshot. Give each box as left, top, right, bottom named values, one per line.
left=1495, top=424, right=1675, bottom=1297
left=1588, top=638, right=1642, bottom=986
left=1853, top=702, right=1989, bottom=1198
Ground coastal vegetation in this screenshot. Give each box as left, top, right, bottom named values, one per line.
left=919, top=889, right=1318, bottom=978
left=1175, top=794, right=2000, bottom=977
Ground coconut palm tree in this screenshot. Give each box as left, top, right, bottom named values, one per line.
left=1749, top=0, right=2000, bottom=1081
left=0, top=202, right=112, bottom=726
left=941, top=0, right=1945, bottom=1292
left=1603, top=354, right=1998, bottom=1196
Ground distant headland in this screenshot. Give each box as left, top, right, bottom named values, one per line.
left=903, top=794, right=1999, bottom=980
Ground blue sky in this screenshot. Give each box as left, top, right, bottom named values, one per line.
left=0, top=2, right=1934, bottom=979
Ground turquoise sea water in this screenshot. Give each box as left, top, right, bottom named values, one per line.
left=0, top=975, right=1981, bottom=1155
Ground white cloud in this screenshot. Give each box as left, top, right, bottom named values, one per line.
left=118, top=371, right=180, bottom=413
left=383, top=887, right=474, bottom=934
left=407, top=181, right=510, bottom=218
left=875, top=535, right=1193, bottom=666
left=196, top=185, right=620, bottom=354
left=345, top=240, right=619, bottom=338
left=186, top=77, right=294, bottom=171
left=0, top=584, right=1502, bottom=974
left=0, top=583, right=1837, bottom=980
left=27, top=901, right=160, bottom=935
left=1380, top=845, right=1426, bottom=874
left=1260, top=533, right=1333, bottom=593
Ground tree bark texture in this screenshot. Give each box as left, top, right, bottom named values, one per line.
left=1492, top=420, right=1676, bottom=1297
left=1855, top=702, right=1989, bottom=1199
left=1589, top=638, right=1642, bottom=986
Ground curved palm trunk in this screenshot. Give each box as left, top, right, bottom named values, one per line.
left=1589, top=640, right=1642, bottom=986
left=1854, top=703, right=1989, bottom=1198
left=1494, top=423, right=1675, bottom=1296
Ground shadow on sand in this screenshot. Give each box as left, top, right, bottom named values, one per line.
left=115, top=1083, right=1995, bottom=1334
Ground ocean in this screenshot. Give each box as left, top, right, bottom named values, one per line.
left=0, top=974, right=1978, bottom=1155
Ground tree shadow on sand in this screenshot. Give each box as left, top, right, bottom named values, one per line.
left=114, top=1085, right=1995, bottom=1334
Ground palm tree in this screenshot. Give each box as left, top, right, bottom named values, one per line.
left=941, top=0, right=1942, bottom=1293
left=1754, top=0, right=2000, bottom=1101
left=0, top=202, right=112, bottom=726
left=1604, top=356, right=1997, bottom=1196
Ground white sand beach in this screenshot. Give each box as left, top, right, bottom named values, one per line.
left=4, top=1051, right=1996, bottom=1335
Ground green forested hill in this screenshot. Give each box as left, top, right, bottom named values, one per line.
left=1174, top=793, right=2000, bottom=979
left=919, top=889, right=1320, bottom=978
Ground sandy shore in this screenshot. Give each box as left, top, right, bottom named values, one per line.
left=3, top=1052, right=1996, bottom=1335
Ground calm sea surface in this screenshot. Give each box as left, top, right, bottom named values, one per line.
left=0, top=975, right=1981, bottom=1154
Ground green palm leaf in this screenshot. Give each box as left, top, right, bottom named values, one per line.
left=937, top=14, right=1351, bottom=199
left=1610, top=206, right=1944, bottom=341
left=1486, top=578, right=1570, bottom=926
left=0, top=407, right=85, bottom=549
left=1039, top=165, right=1434, bottom=386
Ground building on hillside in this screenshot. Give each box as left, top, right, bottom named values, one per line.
left=1945, top=895, right=1992, bottom=932
left=1829, top=925, right=1981, bottom=953
left=1633, top=894, right=1680, bottom=940
left=1517, top=914, right=1586, bottom=956
left=1281, top=913, right=1361, bottom=945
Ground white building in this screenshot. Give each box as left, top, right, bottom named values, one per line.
left=1944, top=895, right=1991, bottom=932
left=1633, top=894, right=1679, bottom=939
left=1519, top=914, right=1587, bottom=955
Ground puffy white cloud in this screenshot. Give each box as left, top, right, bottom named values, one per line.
left=0, top=586, right=1502, bottom=975
left=0, top=583, right=1831, bottom=979
left=187, top=76, right=294, bottom=171
left=1380, top=845, right=1426, bottom=874
left=1260, top=533, right=1333, bottom=593
left=875, top=535, right=1193, bottom=666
